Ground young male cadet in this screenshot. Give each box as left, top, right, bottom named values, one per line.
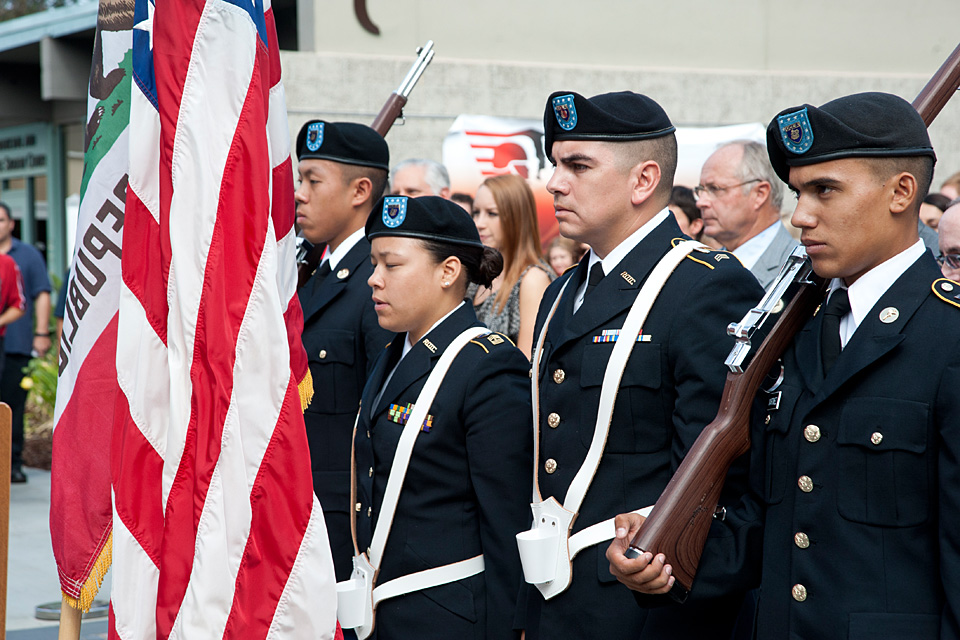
left=519, top=90, right=764, bottom=639
left=295, top=120, right=394, bottom=584
left=610, top=92, right=960, bottom=640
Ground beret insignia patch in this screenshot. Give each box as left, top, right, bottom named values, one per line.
left=382, top=196, right=408, bottom=228
left=778, top=107, right=813, bottom=154
left=552, top=94, right=578, bottom=131
left=306, top=122, right=324, bottom=152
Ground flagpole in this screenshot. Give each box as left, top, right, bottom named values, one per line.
left=57, top=597, right=81, bottom=640
left=0, top=402, right=9, bottom=640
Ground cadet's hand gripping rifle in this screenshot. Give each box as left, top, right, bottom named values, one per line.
left=624, top=41, right=960, bottom=603
left=296, top=41, right=435, bottom=289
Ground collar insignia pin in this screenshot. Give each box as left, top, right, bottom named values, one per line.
left=879, top=307, right=899, bottom=324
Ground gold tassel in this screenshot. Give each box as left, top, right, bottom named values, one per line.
left=298, top=368, right=314, bottom=411
left=62, top=531, right=113, bottom=613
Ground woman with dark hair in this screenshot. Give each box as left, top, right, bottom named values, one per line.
left=470, top=174, right=554, bottom=358
left=340, top=195, right=531, bottom=640
left=669, top=185, right=704, bottom=241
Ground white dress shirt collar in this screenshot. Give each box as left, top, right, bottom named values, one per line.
left=575, top=208, right=671, bottom=312
left=322, top=227, right=366, bottom=271
left=830, top=239, right=925, bottom=347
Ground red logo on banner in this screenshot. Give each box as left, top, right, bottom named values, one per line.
left=465, top=129, right=546, bottom=179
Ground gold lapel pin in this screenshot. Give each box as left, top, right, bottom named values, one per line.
left=337, top=268, right=350, bottom=280
left=879, top=307, right=899, bottom=324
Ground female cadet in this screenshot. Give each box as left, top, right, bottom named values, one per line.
left=346, top=195, right=532, bottom=640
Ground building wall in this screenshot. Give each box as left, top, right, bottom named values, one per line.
left=282, top=50, right=960, bottom=190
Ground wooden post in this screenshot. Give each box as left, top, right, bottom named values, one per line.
left=57, top=596, right=82, bottom=640
left=0, top=402, right=10, bottom=640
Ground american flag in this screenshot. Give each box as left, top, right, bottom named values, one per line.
left=51, top=0, right=339, bottom=635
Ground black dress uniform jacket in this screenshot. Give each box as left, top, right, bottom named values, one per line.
left=521, top=215, right=764, bottom=640
left=354, top=303, right=533, bottom=640
left=298, top=237, right=393, bottom=582
left=740, top=253, right=960, bottom=639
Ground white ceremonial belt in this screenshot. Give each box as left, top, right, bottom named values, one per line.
left=517, top=499, right=652, bottom=600
left=373, top=554, right=484, bottom=605
left=337, top=553, right=484, bottom=640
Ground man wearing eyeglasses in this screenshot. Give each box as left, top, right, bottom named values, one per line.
left=695, top=140, right=798, bottom=289
left=938, top=198, right=960, bottom=280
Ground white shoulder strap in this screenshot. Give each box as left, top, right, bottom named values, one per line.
left=368, top=326, right=489, bottom=570
left=563, top=240, right=703, bottom=513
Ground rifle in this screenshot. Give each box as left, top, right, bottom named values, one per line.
left=296, top=41, right=436, bottom=289
left=624, top=41, right=960, bottom=602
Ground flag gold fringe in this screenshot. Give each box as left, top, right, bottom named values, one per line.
left=299, top=368, right=314, bottom=411
left=61, top=531, right=113, bottom=613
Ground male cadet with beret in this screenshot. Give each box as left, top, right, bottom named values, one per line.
left=518, top=91, right=764, bottom=639
left=295, top=120, right=394, bottom=586
left=696, top=140, right=799, bottom=289
left=610, top=92, right=960, bottom=640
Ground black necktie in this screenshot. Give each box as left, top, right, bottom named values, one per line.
left=820, top=288, right=851, bottom=374
left=311, top=260, right=332, bottom=294
left=584, top=262, right=605, bottom=298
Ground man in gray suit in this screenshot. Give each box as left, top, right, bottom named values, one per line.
left=695, top=140, right=798, bottom=289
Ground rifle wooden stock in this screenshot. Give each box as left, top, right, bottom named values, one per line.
left=371, top=93, right=408, bottom=137
left=912, top=42, right=960, bottom=125
left=629, top=277, right=826, bottom=595
left=627, top=40, right=960, bottom=599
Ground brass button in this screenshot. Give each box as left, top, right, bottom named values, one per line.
left=529, top=368, right=533, bottom=379
left=355, top=502, right=362, bottom=512
left=545, top=458, right=558, bottom=474
left=794, top=532, right=810, bottom=549
left=553, top=369, right=566, bottom=384
left=367, top=507, right=372, bottom=517
left=804, top=425, right=821, bottom=443
left=368, top=467, right=373, bottom=477
left=367, top=429, right=371, bottom=438
left=792, top=584, right=807, bottom=602
left=798, top=475, right=814, bottom=493
left=319, top=349, right=327, bottom=359
left=764, top=415, right=771, bottom=425
left=547, top=413, right=561, bottom=429
left=870, top=432, right=883, bottom=446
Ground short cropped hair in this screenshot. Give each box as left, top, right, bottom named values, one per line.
left=867, top=156, right=935, bottom=214
left=612, top=133, right=678, bottom=201
left=341, top=164, right=389, bottom=204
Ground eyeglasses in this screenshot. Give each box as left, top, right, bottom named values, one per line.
left=693, top=179, right=762, bottom=201
left=937, top=253, right=960, bottom=270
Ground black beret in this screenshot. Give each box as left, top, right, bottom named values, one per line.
left=543, top=90, right=675, bottom=161
left=366, top=195, right=484, bottom=249
left=766, top=92, right=936, bottom=184
left=296, top=120, right=389, bottom=171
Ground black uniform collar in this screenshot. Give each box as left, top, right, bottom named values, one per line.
left=550, top=215, right=687, bottom=349
left=299, top=237, right=372, bottom=321
left=370, top=303, right=482, bottom=420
